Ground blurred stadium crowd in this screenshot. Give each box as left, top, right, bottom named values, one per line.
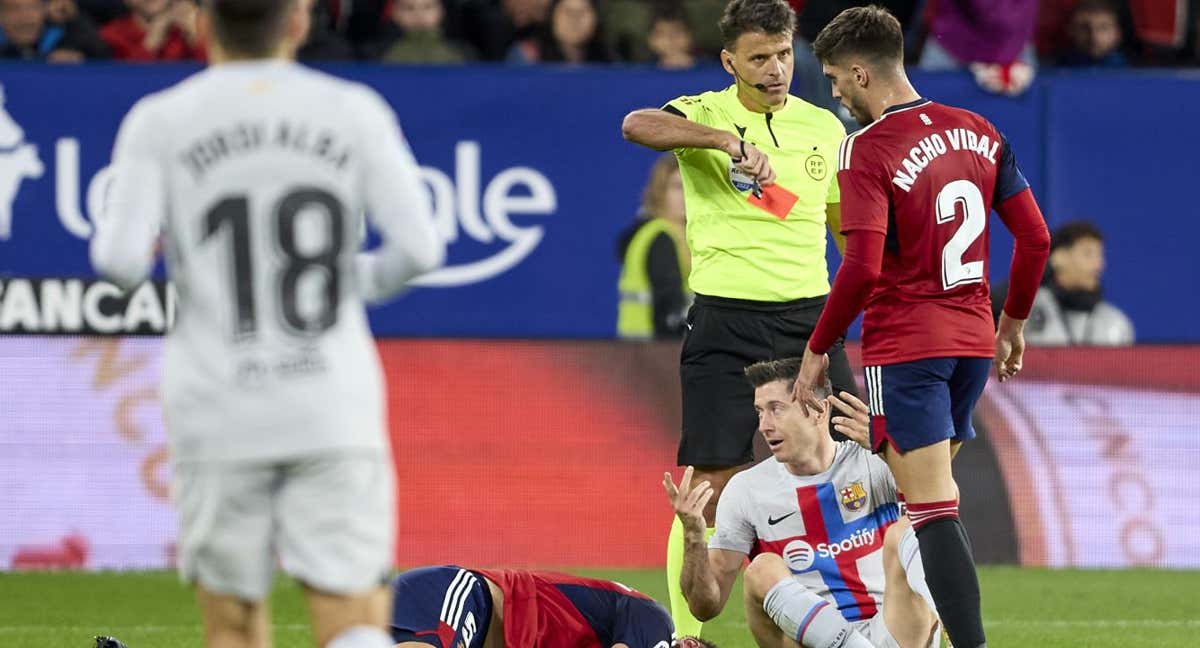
left=3, top=0, right=1200, bottom=68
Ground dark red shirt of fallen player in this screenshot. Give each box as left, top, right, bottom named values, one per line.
left=100, top=16, right=205, bottom=62
left=473, top=569, right=673, bottom=648
left=808, top=98, right=1049, bottom=365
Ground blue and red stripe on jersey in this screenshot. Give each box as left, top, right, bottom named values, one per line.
left=752, top=483, right=899, bottom=621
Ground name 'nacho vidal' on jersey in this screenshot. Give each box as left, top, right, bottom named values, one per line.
left=890, top=127, right=1001, bottom=193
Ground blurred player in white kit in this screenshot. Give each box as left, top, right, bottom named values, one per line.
left=89, top=1, right=444, bottom=646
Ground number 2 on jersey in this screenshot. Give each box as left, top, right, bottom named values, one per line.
left=203, top=188, right=345, bottom=340
left=936, top=179, right=986, bottom=290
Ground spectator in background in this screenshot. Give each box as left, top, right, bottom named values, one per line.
left=443, top=0, right=548, bottom=61
left=100, top=0, right=204, bottom=61
left=602, top=0, right=652, bottom=62
left=298, top=0, right=353, bottom=60
left=919, top=0, right=1038, bottom=95
left=509, top=0, right=611, bottom=63
left=371, top=0, right=472, bottom=63
left=76, top=0, right=124, bottom=25
left=616, top=154, right=690, bottom=340
left=993, top=221, right=1134, bottom=346
left=648, top=2, right=696, bottom=69
left=0, top=0, right=110, bottom=61
left=1058, top=0, right=1127, bottom=67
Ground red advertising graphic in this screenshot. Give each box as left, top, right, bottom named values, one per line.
left=0, top=338, right=1197, bottom=570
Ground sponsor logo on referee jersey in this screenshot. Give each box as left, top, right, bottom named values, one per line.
left=729, top=163, right=756, bottom=193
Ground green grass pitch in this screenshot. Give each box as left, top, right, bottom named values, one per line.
left=1, top=567, right=1196, bottom=647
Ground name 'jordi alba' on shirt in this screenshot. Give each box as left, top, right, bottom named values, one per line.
left=891, top=128, right=1000, bottom=193
left=179, top=120, right=352, bottom=182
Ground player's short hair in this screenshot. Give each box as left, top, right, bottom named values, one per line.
left=811, top=5, right=904, bottom=67
left=719, top=0, right=797, bottom=50
left=204, top=0, right=296, bottom=58
left=744, top=357, right=832, bottom=400
left=1051, top=220, right=1104, bottom=251
left=676, top=637, right=721, bottom=648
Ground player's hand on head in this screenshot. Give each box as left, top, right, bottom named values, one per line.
left=828, top=391, right=870, bottom=449
left=791, top=347, right=828, bottom=417
left=662, top=466, right=713, bottom=533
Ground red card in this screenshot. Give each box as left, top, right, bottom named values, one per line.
left=748, top=183, right=799, bottom=219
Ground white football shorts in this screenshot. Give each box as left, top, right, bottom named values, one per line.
left=173, top=451, right=395, bottom=600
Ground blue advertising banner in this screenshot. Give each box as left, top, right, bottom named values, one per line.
left=0, top=65, right=1191, bottom=339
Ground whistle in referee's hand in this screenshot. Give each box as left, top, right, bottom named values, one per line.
left=750, top=181, right=764, bottom=199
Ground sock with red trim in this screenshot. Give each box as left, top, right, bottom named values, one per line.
left=910, top=500, right=987, bottom=648
left=763, top=578, right=872, bottom=648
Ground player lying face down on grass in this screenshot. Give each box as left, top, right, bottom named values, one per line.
left=664, top=358, right=941, bottom=648
left=388, top=565, right=720, bottom=648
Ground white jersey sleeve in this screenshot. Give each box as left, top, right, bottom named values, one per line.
left=865, top=452, right=898, bottom=504
left=351, top=86, right=444, bottom=303
left=709, top=471, right=755, bottom=555
left=91, top=97, right=166, bottom=290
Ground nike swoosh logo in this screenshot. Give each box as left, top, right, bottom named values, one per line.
left=767, top=512, right=797, bottom=525
left=734, top=124, right=747, bottom=138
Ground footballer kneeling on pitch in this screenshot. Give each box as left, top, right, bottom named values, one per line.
left=664, top=358, right=940, bottom=648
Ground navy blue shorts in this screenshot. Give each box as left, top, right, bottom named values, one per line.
left=863, top=357, right=991, bottom=453
left=390, top=566, right=492, bottom=648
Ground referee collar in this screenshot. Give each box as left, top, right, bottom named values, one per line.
left=882, top=97, right=930, bottom=116
left=725, top=84, right=793, bottom=117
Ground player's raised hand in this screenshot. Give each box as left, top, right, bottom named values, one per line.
left=828, top=391, right=871, bottom=449
left=663, top=466, right=713, bottom=533
left=994, top=312, right=1027, bottom=382
left=791, top=347, right=828, bottom=417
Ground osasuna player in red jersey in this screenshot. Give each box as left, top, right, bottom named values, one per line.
left=793, top=7, right=1051, bottom=648
left=389, top=566, right=719, bottom=648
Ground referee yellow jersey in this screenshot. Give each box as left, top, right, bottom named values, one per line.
left=664, top=85, right=845, bottom=301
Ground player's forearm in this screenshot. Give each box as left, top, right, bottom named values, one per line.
left=678, top=528, right=723, bottom=620
left=90, top=230, right=154, bottom=291
left=809, top=229, right=884, bottom=354
left=90, top=163, right=163, bottom=291
left=996, top=189, right=1050, bottom=319
left=621, top=109, right=737, bottom=155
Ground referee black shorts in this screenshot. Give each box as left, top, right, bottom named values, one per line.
left=678, top=293, right=857, bottom=467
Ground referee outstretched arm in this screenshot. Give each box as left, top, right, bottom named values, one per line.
left=623, top=109, right=777, bottom=187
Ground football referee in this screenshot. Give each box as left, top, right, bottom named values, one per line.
left=621, top=0, right=857, bottom=637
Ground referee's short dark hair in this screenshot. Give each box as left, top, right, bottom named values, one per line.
left=744, top=357, right=832, bottom=400
left=811, top=5, right=904, bottom=66
left=1051, top=220, right=1104, bottom=252
left=719, top=0, right=798, bottom=49
left=204, top=0, right=296, bottom=58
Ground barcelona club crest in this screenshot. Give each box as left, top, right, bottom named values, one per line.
left=840, top=482, right=867, bottom=512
